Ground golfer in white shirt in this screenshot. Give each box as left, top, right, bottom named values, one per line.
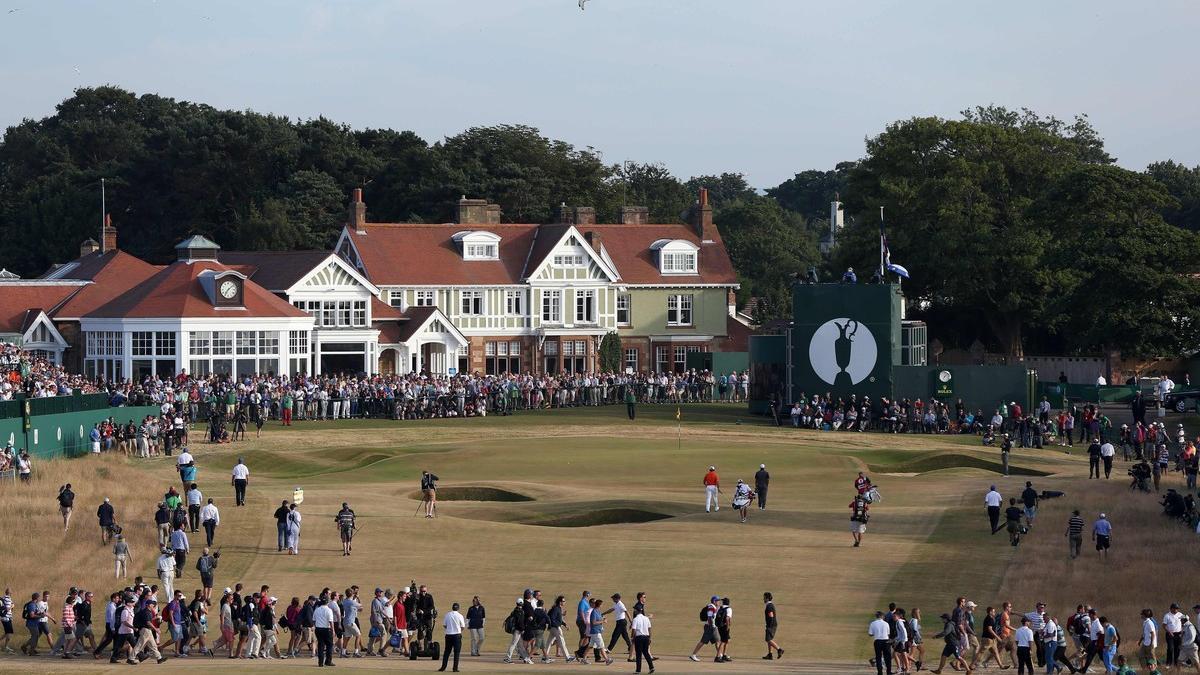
left=985, top=486, right=1003, bottom=534
left=441, top=602, right=466, bottom=672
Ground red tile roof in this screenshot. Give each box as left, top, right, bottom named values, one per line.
left=48, top=251, right=163, bottom=319
left=84, top=261, right=310, bottom=319
left=0, top=284, right=82, bottom=332
left=344, top=221, right=737, bottom=287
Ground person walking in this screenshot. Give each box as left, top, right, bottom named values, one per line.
left=97, top=497, right=116, bottom=544
left=231, top=458, right=249, bottom=507
left=763, top=592, right=783, bottom=660
left=1014, top=617, right=1035, bottom=675
left=575, top=591, right=592, bottom=662
left=604, top=593, right=632, bottom=661
left=156, top=547, right=176, bottom=599
left=185, top=483, right=203, bottom=533
left=335, top=503, right=356, bottom=557
left=713, top=597, right=733, bottom=664
left=132, top=598, right=166, bottom=664
left=466, top=596, right=485, bottom=657
left=155, top=502, right=171, bottom=548
left=1005, top=498, right=1024, bottom=547
left=1062, top=509, right=1085, bottom=559
left=200, top=498, right=219, bottom=547
left=690, top=596, right=721, bottom=662
left=1140, top=609, right=1158, bottom=671
left=985, top=485, right=1003, bottom=534
left=169, top=523, right=189, bottom=576
left=313, top=596, right=335, bottom=667
left=112, top=534, right=132, bottom=579
left=870, top=611, right=894, bottom=675
left=625, top=385, right=637, bottom=421
left=755, top=464, right=770, bottom=510
left=586, top=598, right=613, bottom=666
left=1020, top=481, right=1039, bottom=527
left=421, top=471, right=439, bottom=518
left=703, top=466, right=721, bottom=513
left=547, top=595, right=574, bottom=663
left=850, top=493, right=870, bottom=547
left=1164, top=604, right=1184, bottom=669
left=197, top=548, right=218, bottom=605
left=631, top=606, right=653, bottom=674
left=273, top=500, right=290, bottom=552
left=503, top=597, right=532, bottom=664
left=285, top=503, right=302, bottom=555
left=1087, top=438, right=1102, bottom=479
left=1100, top=438, right=1115, bottom=478
left=440, top=601, right=465, bottom=672
left=57, top=483, right=75, bottom=531
left=1092, top=512, right=1112, bottom=561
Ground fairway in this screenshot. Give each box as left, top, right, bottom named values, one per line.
left=1, top=404, right=1189, bottom=673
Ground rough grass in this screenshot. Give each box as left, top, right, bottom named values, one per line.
left=3, top=403, right=1189, bottom=669
left=406, top=486, right=534, bottom=502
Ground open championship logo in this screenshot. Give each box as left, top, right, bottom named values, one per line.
left=808, top=318, right=878, bottom=387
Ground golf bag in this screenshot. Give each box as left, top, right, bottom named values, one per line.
left=863, top=486, right=882, bottom=503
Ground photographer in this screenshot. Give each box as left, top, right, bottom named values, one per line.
left=421, top=472, right=439, bottom=518
left=196, top=548, right=219, bottom=605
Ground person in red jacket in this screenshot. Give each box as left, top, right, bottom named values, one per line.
left=703, top=467, right=720, bottom=513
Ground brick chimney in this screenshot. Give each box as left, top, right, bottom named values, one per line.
left=693, top=188, right=713, bottom=239
left=573, top=206, right=596, bottom=225
left=80, top=238, right=100, bottom=257
left=101, top=213, right=118, bottom=253
left=584, top=230, right=603, bottom=252
left=618, top=206, right=649, bottom=225
left=457, top=196, right=488, bottom=224
left=349, top=188, right=367, bottom=233
left=557, top=202, right=574, bottom=224
left=484, top=203, right=502, bottom=224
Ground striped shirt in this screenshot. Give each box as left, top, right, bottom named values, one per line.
left=0, top=595, right=12, bottom=622
left=1067, top=516, right=1084, bottom=537
left=62, top=602, right=75, bottom=627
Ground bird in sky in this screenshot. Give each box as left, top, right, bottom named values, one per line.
left=7, top=7, right=21, bottom=13
left=578, top=0, right=588, bottom=10
left=73, top=66, right=80, bottom=74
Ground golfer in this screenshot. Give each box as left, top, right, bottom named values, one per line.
left=200, top=498, right=219, bottom=547
left=335, top=503, right=356, bottom=556
left=421, top=471, right=439, bottom=518
left=1092, top=512, right=1112, bottom=560
left=703, top=466, right=721, bottom=513
left=984, top=485, right=1002, bottom=534
left=755, top=464, right=770, bottom=510
left=230, top=457, right=249, bottom=507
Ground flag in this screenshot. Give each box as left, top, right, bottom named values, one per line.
left=675, top=407, right=681, bottom=421
left=887, top=263, right=910, bottom=279
left=884, top=239, right=910, bottom=279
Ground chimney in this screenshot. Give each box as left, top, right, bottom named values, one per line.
left=349, top=188, right=367, bottom=233
left=80, top=238, right=100, bottom=257
left=584, top=230, right=603, bottom=252
left=484, top=203, right=502, bottom=224
left=694, top=187, right=713, bottom=239
left=557, top=202, right=574, bottom=224
left=101, top=213, right=118, bottom=253
left=618, top=206, right=649, bottom=225
left=457, top=196, right=488, bottom=224
left=573, top=206, right=596, bottom=225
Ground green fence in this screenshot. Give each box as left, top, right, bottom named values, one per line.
left=0, top=393, right=115, bottom=420
left=1035, top=382, right=1139, bottom=406
left=0, top=404, right=161, bottom=460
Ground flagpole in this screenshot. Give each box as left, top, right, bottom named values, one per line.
left=100, top=177, right=106, bottom=250
left=879, top=206, right=886, bottom=281
left=676, top=406, right=681, bottom=452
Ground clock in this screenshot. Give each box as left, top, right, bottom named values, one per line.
left=938, top=370, right=952, bottom=383
left=219, top=280, right=239, bottom=299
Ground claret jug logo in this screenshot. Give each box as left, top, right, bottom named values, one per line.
left=808, top=318, right=878, bottom=387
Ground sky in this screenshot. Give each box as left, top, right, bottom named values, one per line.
left=1, top=0, right=1198, bottom=189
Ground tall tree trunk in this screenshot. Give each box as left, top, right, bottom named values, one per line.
left=987, top=313, right=1024, bottom=358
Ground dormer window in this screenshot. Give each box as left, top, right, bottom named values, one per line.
left=452, top=231, right=501, bottom=260
left=553, top=254, right=585, bottom=267
left=651, top=239, right=700, bottom=275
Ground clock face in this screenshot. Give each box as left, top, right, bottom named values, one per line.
left=219, top=280, right=238, bottom=299
left=938, top=370, right=952, bottom=383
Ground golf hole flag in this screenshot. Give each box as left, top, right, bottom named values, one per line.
left=675, top=407, right=681, bottom=421
left=292, top=487, right=304, bottom=505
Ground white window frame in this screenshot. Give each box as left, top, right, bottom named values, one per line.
left=667, top=294, right=694, bottom=326
left=505, top=290, right=524, bottom=316
left=415, top=290, right=435, bottom=307
left=461, top=290, right=484, bottom=316
left=616, top=293, right=631, bottom=326
left=541, top=290, right=561, bottom=323
left=575, top=289, right=596, bottom=324
left=553, top=254, right=585, bottom=267
left=624, top=348, right=638, bottom=372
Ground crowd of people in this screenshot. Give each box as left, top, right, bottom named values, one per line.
left=2, top=581, right=784, bottom=673
left=0, top=345, right=100, bottom=401
left=868, top=596, right=1200, bottom=675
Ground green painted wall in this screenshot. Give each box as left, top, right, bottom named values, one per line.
left=618, top=288, right=728, bottom=338
left=893, top=365, right=1034, bottom=414
left=791, top=284, right=902, bottom=400
left=0, top=405, right=160, bottom=460
left=748, top=335, right=788, bottom=414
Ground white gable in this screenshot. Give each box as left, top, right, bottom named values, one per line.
left=288, top=255, right=380, bottom=296
left=525, top=226, right=620, bottom=282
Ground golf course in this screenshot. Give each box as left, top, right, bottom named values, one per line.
left=2, top=403, right=1193, bottom=673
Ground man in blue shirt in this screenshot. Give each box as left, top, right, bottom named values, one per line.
left=574, top=591, right=591, bottom=661
left=1092, top=513, right=1112, bottom=561
left=169, top=524, right=189, bottom=578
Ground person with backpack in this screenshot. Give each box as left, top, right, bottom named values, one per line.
left=850, top=493, right=870, bottom=547
left=20, top=592, right=43, bottom=656
left=503, top=597, right=531, bottom=664
left=689, top=596, right=721, bottom=662
left=1005, top=498, right=1025, bottom=547
left=57, top=483, right=75, bottom=532
left=713, top=597, right=733, bottom=663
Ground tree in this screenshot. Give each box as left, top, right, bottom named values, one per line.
left=836, top=107, right=1113, bottom=356
left=598, top=332, right=623, bottom=373
left=715, top=196, right=820, bottom=320
left=766, top=161, right=856, bottom=225
left=1146, top=160, right=1200, bottom=232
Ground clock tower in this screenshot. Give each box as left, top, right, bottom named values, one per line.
left=213, top=274, right=244, bottom=307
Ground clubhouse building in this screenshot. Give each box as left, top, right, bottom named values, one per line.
left=0, top=189, right=744, bottom=378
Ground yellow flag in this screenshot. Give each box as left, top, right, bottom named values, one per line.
left=675, top=407, right=681, bottom=421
